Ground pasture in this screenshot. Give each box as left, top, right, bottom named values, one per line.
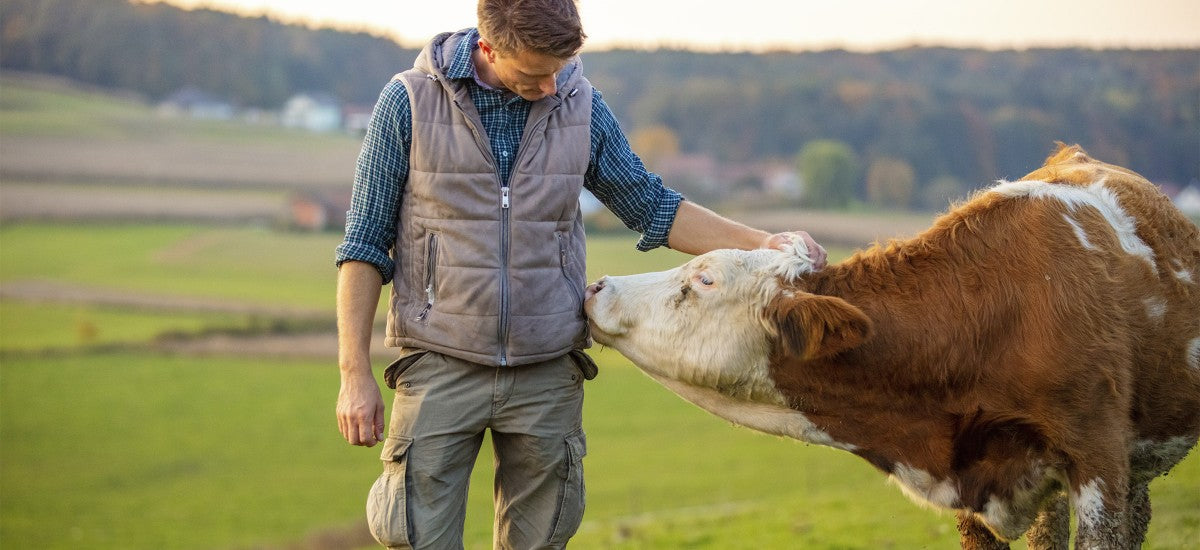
left=1, top=223, right=1197, bottom=549
left=1, top=74, right=1196, bottom=548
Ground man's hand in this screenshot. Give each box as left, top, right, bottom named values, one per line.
left=336, top=261, right=385, bottom=446
left=763, top=231, right=827, bottom=270
left=337, top=370, right=385, bottom=447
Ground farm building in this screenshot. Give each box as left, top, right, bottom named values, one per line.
left=157, top=87, right=235, bottom=120
left=281, top=92, right=342, bottom=133
left=289, top=190, right=351, bottom=231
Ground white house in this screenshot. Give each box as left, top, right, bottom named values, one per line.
left=281, top=93, right=342, bottom=132
left=158, top=87, right=234, bottom=120
left=1173, top=182, right=1200, bottom=217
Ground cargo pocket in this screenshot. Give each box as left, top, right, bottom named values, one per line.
left=568, top=349, right=598, bottom=380
left=366, top=435, right=414, bottom=548
left=383, top=350, right=431, bottom=390
left=548, top=429, right=587, bottom=545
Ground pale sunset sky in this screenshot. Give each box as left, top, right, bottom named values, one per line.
left=144, top=0, right=1199, bottom=51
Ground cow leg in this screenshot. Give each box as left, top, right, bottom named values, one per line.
left=956, top=510, right=1009, bottom=550
left=1125, top=482, right=1151, bottom=548
left=1024, top=491, right=1069, bottom=550
left=1070, top=475, right=1129, bottom=550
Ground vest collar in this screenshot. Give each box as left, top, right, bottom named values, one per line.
left=414, top=28, right=585, bottom=104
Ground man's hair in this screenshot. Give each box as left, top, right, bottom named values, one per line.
left=477, top=0, right=586, bottom=59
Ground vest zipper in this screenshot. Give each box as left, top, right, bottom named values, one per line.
left=451, top=90, right=568, bottom=367
left=498, top=100, right=563, bottom=366
left=499, top=185, right=511, bottom=366
left=450, top=97, right=510, bottom=366
left=414, top=233, right=438, bottom=322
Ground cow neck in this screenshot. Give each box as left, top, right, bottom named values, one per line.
left=775, top=262, right=968, bottom=477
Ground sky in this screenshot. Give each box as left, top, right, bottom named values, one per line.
left=145, top=0, right=1200, bottom=52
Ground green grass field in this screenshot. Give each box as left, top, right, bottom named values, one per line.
left=1, top=78, right=1196, bottom=548
left=0, top=72, right=357, bottom=148
left=0, top=301, right=254, bottom=351
left=3, top=351, right=1196, bottom=549
left=1, top=222, right=1197, bottom=549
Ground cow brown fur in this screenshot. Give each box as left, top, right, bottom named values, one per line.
left=585, top=145, right=1200, bottom=549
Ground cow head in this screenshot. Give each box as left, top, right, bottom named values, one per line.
left=584, top=244, right=872, bottom=402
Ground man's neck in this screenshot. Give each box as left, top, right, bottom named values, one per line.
left=471, top=47, right=505, bottom=91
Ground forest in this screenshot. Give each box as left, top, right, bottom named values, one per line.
left=2, top=0, right=1196, bottom=207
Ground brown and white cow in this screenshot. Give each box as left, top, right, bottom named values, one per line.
left=584, top=145, right=1200, bottom=549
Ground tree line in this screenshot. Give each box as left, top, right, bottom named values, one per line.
left=0, top=0, right=416, bottom=108
left=2, top=0, right=1196, bottom=208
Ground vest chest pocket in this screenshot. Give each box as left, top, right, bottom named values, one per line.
left=414, top=233, right=439, bottom=323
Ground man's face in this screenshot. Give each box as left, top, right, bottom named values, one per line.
left=480, top=41, right=569, bottom=101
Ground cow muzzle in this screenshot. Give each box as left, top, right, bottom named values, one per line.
left=584, top=276, right=607, bottom=302
left=583, top=275, right=627, bottom=342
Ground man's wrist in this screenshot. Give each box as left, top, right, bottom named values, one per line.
left=339, top=357, right=374, bottom=378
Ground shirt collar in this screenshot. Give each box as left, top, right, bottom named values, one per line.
left=444, top=27, right=580, bottom=99
left=445, top=28, right=481, bottom=80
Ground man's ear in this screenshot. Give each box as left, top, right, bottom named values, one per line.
left=766, top=292, right=871, bottom=360
left=478, top=38, right=497, bottom=62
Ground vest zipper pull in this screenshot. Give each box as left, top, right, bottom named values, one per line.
left=501, top=186, right=510, bottom=209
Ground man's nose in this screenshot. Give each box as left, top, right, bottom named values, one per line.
left=539, top=76, right=557, bottom=97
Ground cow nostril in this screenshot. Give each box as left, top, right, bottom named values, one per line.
left=584, top=278, right=607, bottom=301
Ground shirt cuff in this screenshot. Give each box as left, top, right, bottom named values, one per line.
left=635, top=188, right=684, bottom=251
left=335, top=241, right=395, bottom=284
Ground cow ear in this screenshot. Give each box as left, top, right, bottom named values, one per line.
left=767, top=292, right=872, bottom=360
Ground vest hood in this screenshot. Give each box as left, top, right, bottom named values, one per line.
left=414, top=28, right=585, bottom=104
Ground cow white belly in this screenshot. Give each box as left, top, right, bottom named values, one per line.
left=644, top=372, right=858, bottom=451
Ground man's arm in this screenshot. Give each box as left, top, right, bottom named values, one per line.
left=666, top=201, right=826, bottom=268
left=333, top=80, right=411, bottom=448
left=667, top=201, right=827, bottom=267
left=336, top=260, right=385, bottom=447
left=666, top=200, right=766, bottom=254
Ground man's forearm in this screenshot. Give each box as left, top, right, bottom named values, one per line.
left=337, top=260, right=384, bottom=375
left=666, top=201, right=770, bottom=255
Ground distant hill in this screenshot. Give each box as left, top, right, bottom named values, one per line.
left=2, top=0, right=1196, bottom=200
left=0, top=0, right=418, bottom=108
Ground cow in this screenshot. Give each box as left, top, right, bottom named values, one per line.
left=583, top=145, right=1200, bottom=549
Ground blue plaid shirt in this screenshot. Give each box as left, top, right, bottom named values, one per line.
left=336, top=29, right=683, bottom=282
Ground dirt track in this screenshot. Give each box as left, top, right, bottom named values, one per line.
left=0, top=280, right=328, bottom=317
left=0, top=183, right=288, bottom=223
left=0, top=280, right=399, bottom=359
left=0, top=135, right=360, bottom=190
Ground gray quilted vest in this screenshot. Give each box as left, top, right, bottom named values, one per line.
left=385, top=31, right=593, bottom=367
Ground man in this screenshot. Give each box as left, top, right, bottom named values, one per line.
left=335, top=1, right=827, bottom=548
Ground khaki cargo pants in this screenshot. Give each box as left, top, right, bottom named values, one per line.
left=366, top=350, right=593, bottom=549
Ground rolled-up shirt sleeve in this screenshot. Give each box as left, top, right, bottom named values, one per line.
left=335, top=79, right=412, bottom=283
left=585, top=91, right=683, bottom=251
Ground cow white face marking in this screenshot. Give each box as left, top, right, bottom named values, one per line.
left=992, top=180, right=1157, bottom=274
left=586, top=246, right=815, bottom=402
left=584, top=245, right=865, bottom=447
